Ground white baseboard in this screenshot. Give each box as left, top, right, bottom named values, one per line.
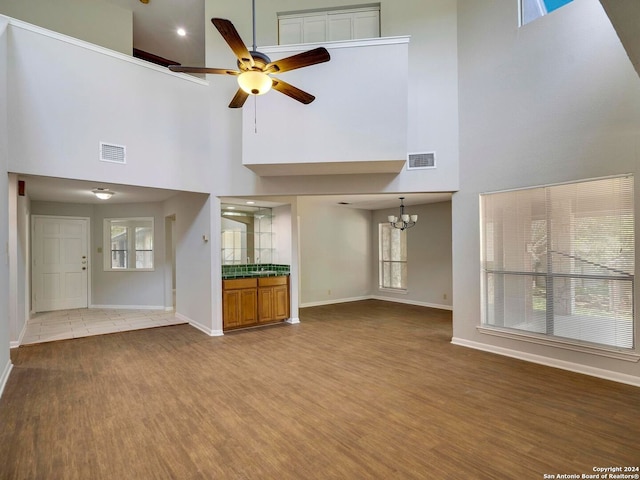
left=451, top=337, right=640, bottom=388
left=285, top=317, right=300, bottom=324
left=0, top=360, right=13, bottom=400
left=371, top=295, right=453, bottom=311
left=10, top=319, right=29, bottom=349
left=90, top=304, right=166, bottom=310
left=175, top=312, right=224, bottom=337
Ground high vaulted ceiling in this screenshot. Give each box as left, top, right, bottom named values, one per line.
left=105, top=0, right=205, bottom=66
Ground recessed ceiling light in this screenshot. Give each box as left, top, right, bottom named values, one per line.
left=177, top=28, right=186, bottom=37
left=246, top=201, right=255, bottom=205
left=227, top=206, right=236, bottom=210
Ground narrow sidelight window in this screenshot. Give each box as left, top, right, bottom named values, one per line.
left=379, top=223, right=407, bottom=290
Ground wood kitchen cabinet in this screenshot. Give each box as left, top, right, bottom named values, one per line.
left=222, top=278, right=258, bottom=330
left=258, top=276, right=290, bottom=324
left=222, top=276, right=289, bottom=331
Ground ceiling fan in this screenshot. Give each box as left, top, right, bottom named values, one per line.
left=168, top=2, right=330, bottom=108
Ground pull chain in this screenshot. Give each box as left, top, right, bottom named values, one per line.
left=254, top=95, right=258, bottom=133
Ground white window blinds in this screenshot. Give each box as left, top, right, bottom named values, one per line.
left=481, top=176, right=634, bottom=350
left=379, top=223, right=407, bottom=290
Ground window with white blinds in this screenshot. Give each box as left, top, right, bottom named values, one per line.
left=379, top=223, right=407, bottom=290
left=480, top=176, right=635, bottom=350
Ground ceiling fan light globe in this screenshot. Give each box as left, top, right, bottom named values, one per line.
left=238, top=71, right=272, bottom=95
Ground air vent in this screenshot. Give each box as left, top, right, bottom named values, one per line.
left=100, top=142, right=126, bottom=164
left=407, top=152, right=435, bottom=170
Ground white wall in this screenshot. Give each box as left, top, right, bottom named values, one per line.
left=92, top=202, right=166, bottom=308
left=242, top=38, right=409, bottom=176
left=205, top=0, right=459, bottom=195
left=6, top=20, right=213, bottom=194
left=7, top=174, right=28, bottom=346
left=30, top=200, right=168, bottom=309
left=164, top=193, right=217, bottom=335
left=454, top=0, right=640, bottom=383
left=297, top=198, right=372, bottom=305
left=273, top=204, right=292, bottom=265
left=0, top=16, right=11, bottom=395
left=0, top=0, right=132, bottom=54
left=372, top=201, right=452, bottom=309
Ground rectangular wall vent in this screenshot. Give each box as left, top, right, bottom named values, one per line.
left=407, top=152, right=435, bottom=170
left=100, top=142, right=126, bottom=164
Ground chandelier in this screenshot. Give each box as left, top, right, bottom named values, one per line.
left=388, top=197, right=418, bottom=230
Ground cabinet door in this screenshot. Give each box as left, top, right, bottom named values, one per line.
left=258, top=287, right=274, bottom=323
left=239, top=288, right=258, bottom=326
left=223, top=288, right=257, bottom=329
left=223, top=290, right=242, bottom=329
left=273, top=285, right=289, bottom=320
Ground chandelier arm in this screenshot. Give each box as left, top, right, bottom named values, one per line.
left=389, top=197, right=417, bottom=230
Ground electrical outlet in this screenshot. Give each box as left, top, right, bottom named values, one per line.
left=443, top=293, right=447, bottom=300
left=328, top=289, right=331, bottom=295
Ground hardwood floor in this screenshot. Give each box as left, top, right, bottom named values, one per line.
left=1, top=300, right=638, bottom=479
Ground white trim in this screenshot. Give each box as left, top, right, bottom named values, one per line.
left=0, top=361, right=13, bottom=400
left=477, top=326, right=640, bottom=363
left=285, top=317, right=300, bottom=324
left=377, top=287, right=408, bottom=294
left=452, top=337, right=640, bottom=387
left=10, top=321, right=28, bottom=349
left=3, top=15, right=208, bottom=86
left=278, top=4, right=381, bottom=18
left=480, top=173, right=633, bottom=196
left=90, top=304, right=166, bottom=310
left=175, top=312, right=224, bottom=337
left=262, top=35, right=410, bottom=54
left=372, top=295, right=453, bottom=311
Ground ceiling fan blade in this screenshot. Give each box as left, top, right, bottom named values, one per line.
left=265, top=47, right=330, bottom=74
left=229, top=88, right=250, bottom=109
left=271, top=79, right=316, bottom=104
left=168, top=65, right=239, bottom=75
left=211, top=18, right=254, bottom=69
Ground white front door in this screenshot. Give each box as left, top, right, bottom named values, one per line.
left=33, top=216, right=89, bottom=312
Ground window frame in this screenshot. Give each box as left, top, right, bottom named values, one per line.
left=519, top=0, right=573, bottom=26
left=479, top=175, right=636, bottom=356
left=378, top=222, right=407, bottom=292
left=103, top=217, right=155, bottom=272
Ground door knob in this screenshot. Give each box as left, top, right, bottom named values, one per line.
left=82, top=267, right=86, bottom=270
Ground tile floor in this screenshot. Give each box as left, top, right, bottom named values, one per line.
left=22, top=308, right=186, bottom=345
